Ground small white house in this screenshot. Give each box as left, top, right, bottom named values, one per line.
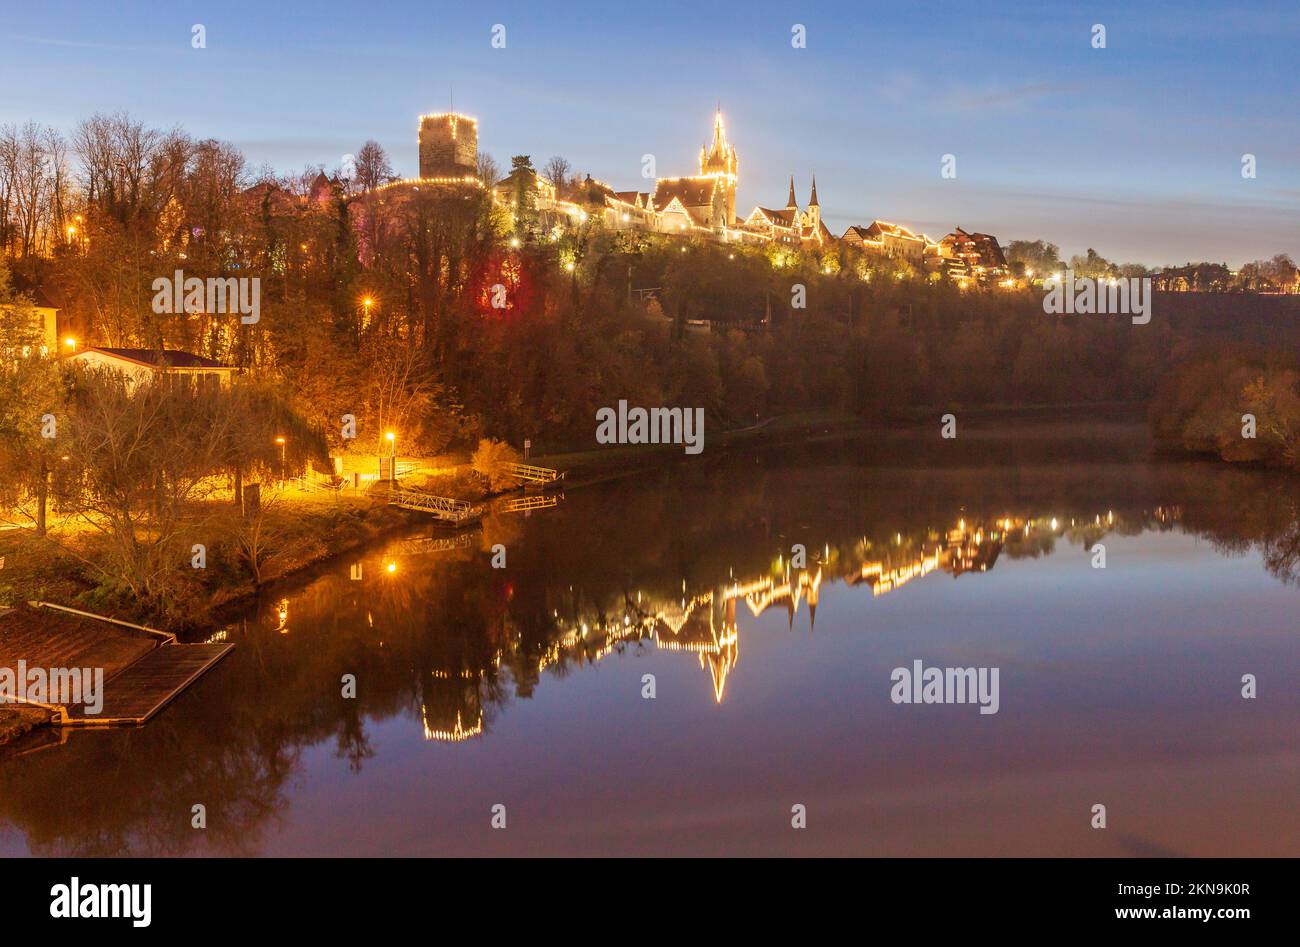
left=0, top=302, right=59, bottom=357
left=69, top=347, right=239, bottom=390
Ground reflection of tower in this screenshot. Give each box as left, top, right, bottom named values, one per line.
left=420, top=667, right=485, bottom=741
left=698, top=108, right=739, bottom=225
left=654, top=588, right=738, bottom=703
left=418, top=113, right=479, bottom=180
left=945, top=520, right=1004, bottom=576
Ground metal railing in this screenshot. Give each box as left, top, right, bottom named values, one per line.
left=501, top=493, right=563, bottom=513
left=389, top=487, right=481, bottom=523
left=504, top=462, right=565, bottom=483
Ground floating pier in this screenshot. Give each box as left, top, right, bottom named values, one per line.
left=0, top=602, right=233, bottom=727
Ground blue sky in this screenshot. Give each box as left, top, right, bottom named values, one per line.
left=3, top=0, right=1297, bottom=266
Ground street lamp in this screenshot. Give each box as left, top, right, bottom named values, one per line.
left=63, top=337, right=76, bottom=353
left=275, top=436, right=286, bottom=485
left=385, top=431, right=396, bottom=482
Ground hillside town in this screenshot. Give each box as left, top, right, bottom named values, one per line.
left=366, top=109, right=1016, bottom=283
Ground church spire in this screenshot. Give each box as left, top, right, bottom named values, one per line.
left=809, top=174, right=819, bottom=206
left=786, top=175, right=797, bottom=209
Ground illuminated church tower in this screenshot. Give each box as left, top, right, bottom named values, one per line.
left=698, top=108, right=739, bottom=225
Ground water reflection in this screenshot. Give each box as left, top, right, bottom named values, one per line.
left=2, top=430, right=1299, bottom=856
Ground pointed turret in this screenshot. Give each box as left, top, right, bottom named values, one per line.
left=809, top=174, right=819, bottom=206
left=786, top=175, right=797, bottom=209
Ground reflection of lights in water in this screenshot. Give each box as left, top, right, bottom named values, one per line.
left=422, top=708, right=483, bottom=742
left=276, top=599, right=289, bottom=634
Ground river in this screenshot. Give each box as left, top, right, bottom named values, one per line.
left=2, top=422, right=1297, bottom=856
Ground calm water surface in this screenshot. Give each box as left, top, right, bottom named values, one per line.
left=2, top=425, right=1298, bottom=856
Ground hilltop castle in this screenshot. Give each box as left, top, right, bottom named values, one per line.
left=388, top=107, right=1006, bottom=279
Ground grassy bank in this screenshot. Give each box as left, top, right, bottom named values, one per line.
left=0, top=705, right=49, bottom=747
left=0, top=488, right=428, bottom=630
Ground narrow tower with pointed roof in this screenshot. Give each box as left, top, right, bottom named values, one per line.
left=807, top=175, right=820, bottom=233
left=697, top=107, right=739, bottom=224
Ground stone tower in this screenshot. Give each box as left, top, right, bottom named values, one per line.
left=418, top=113, right=479, bottom=180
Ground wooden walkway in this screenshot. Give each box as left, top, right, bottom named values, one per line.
left=0, top=606, right=155, bottom=676
left=65, top=642, right=234, bottom=725
left=1, top=603, right=234, bottom=728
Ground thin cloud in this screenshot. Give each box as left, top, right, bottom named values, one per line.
left=4, top=33, right=179, bottom=54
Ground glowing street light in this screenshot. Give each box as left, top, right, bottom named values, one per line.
left=275, top=436, right=286, bottom=484
left=63, top=337, right=77, bottom=352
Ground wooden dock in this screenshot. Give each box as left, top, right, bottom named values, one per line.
left=0, top=602, right=233, bottom=728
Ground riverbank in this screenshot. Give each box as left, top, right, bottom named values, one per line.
left=0, top=404, right=1152, bottom=634
left=534, top=402, right=1151, bottom=486
left=0, top=489, right=425, bottom=629
left=0, top=705, right=49, bottom=747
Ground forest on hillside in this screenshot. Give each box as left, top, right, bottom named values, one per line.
left=1, top=113, right=1296, bottom=462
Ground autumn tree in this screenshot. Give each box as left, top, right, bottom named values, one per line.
left=0, top=263, right=67, bottom=535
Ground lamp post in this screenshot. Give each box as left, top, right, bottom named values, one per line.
left=385, top=431, right=396, bottom=482
left=275, top=436, right=286, bottom=485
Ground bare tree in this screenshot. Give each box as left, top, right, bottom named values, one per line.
left=476, top=151, right=501, bottom=188
left=542, top=155, right=572, bottom=196
left=60, top=369, right=240, bottom=606
left=354, top=140, right=393, bottom=193
left=0, top=124, right=16, bottom=253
